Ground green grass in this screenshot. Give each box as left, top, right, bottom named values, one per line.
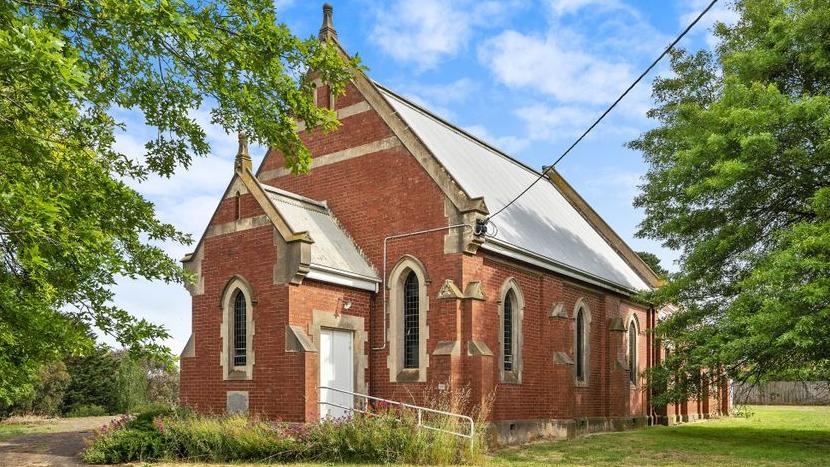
left=0, top=419, right=51, bottom=441
left=0, top=424, right=28, bottom=441
left=493, top=406, right=830, bottom=466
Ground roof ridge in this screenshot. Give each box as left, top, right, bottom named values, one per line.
left=374, top=81, right=545, bottom=180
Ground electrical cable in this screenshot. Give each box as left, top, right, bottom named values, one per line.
left=485, top=0, right=719, bottom=223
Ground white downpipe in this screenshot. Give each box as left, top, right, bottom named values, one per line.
left=371, top=223, right=472, bottom=351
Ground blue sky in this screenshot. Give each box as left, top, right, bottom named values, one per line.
left=110, top=0, right=737, bottom=353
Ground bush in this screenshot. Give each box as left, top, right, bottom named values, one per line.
left=63, top=346, right=120, bottom=415
left=5, top=361, right=70, bottom=417
left=82, top=427, right=165, bottom=464
left=164, top=415, right=300, bottom=462
left=66, top=404, right=108, bottom=417
left=83, top=387, right=491, bottom=465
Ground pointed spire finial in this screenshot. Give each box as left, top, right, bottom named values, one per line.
left=318, top=3, right=338, bottom=42
left=235, top=131, right=252, bottom=172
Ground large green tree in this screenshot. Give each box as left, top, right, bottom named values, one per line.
left=632, top=0, right=830, bottom=403
left=0, top=0, right=358, bottom=405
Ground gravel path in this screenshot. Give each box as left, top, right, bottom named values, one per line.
left=0, top=416, right=115, bottom=466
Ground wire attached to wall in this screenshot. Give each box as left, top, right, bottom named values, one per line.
left=484, top=0, right=720, bottom=224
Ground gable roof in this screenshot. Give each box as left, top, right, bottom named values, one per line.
left=261, top=184, right=378, bottom=290
left=376, top=84, right=652, bottom=293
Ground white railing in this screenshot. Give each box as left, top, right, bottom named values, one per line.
left=318, top=386, right=475, bottom=447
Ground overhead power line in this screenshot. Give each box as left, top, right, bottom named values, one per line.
left=485, top=0, right=720, bottom=223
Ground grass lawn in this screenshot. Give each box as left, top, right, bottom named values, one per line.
left=0, top=415, right=115, bottom=442
left=493, top=405, right=830, bottom=466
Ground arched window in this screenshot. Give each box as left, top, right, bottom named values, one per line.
left=387, top=255, right=429, bottom=382
left=503, top=290, right=515, bottom=372
left=629, top=320, right=638, bottom=385
left=576, top=307, right=586, bottom=382
left=234, top=191, right=241, bottom=220
left=499, top=278, right=524, bottom=383
left=403, top=271, right=419, bottom=369
left=233, top=290, right=247, bottom=366
left=220, top=276, right=255, bottom=380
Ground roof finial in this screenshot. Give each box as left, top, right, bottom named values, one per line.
left=318, top=3, right=338, bottom=42
left=235, top=131, right=252, bottom=172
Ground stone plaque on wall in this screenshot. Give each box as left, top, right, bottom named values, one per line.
left=226, top=391, right=249, bottom=414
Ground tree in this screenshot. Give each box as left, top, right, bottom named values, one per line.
left=630, top=0, right=830, bottom=403
left=0, top=0, right=359, bottom=405
left=636, top=251, right=668, bottom=278
left=63, top=345, right=121, bottom=415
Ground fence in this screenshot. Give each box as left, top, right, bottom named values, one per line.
left=733, top=381, right=830, bottom=406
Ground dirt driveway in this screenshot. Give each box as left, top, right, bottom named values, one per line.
left=0, top=416, right=115, bottom=466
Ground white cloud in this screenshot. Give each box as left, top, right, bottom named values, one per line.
left=546, top=0, right=626, bottom=17
left=480, top=30, right=633, bottom=105
left=513, top=104, right=596, bottom=140
left=679, top=0, right=739, bottom=49
left=371, top=0, right=523, bottom=69
left=398, top=78, right=478, bottom=105
left=274, top=0, right=295, bottom=12
left=464, top=124, right=529, bottom=155
left=389, top=77, right=481, bottom=122
left=478, top=1, right=667, bottom=143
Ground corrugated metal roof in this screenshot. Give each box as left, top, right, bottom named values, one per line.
left=378, top=86, right=649, bottom=291
left=263, top=185, right=378, bottom=282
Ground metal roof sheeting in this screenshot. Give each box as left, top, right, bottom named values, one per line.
left=263, top=185, right=379, bottom=287
left=378, top=86, right=649, bottom=292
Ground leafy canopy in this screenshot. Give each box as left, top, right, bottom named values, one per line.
left=0, top=0, right=359, bottom=405
left=635, top=251, right=668, bottom=278
left=631, top=0, right=830, bottom=403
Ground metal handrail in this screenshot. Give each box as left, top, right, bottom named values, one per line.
left=318, top=386, right=475, bottom=447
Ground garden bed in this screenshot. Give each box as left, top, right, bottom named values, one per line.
left=82, top=404, right=487, bottom=465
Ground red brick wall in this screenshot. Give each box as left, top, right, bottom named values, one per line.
left=286, top=280, right=373, bottom=421
left=258, top=83, right=462, bottom=407
left=180, top=191, right=297, bottom=419
left=182, top=79, right=728, bottom=426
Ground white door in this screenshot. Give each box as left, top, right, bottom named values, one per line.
left=319, top=328, right=354, bottom=419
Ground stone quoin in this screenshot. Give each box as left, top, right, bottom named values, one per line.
left=179, top=4, right=730, bottom=445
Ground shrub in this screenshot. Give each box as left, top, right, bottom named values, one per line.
left=115, top=356, right=148, bottom=414
left=303, top=413, right=420, bottom=464
left=63, top=346, right=120, bottom=415
left=164, top=414, right=300, bottom=462
left=83, top=387, right=491, bottom=465
left=66, top=404, right=108, bottom=417
left=82, top=427, right=165, bottom=464
left=5, top=361, right=70, bottom=417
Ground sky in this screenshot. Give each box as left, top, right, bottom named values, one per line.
left=110, top=0, right=738, bottom=353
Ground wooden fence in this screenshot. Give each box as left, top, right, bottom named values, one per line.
left=733, top=381, right=830, bottom=406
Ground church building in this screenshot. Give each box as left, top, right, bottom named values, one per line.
left=179, top=5, right=729, bottom=444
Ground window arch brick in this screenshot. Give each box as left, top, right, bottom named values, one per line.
left=220, top=276, right=255, bottom=380
left=574, top=298, right=592, bottom=387
left=627, top=315, right=640, bottom=386
left=387, top=255, right=429, bottom=382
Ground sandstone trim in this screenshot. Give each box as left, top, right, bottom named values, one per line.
left=258, top=136, right=401, bottom=180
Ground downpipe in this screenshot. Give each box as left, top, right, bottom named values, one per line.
left=371, top=222, right=478, bottom=351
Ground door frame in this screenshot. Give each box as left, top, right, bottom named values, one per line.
left=309, top=309, right=368, bottom=403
